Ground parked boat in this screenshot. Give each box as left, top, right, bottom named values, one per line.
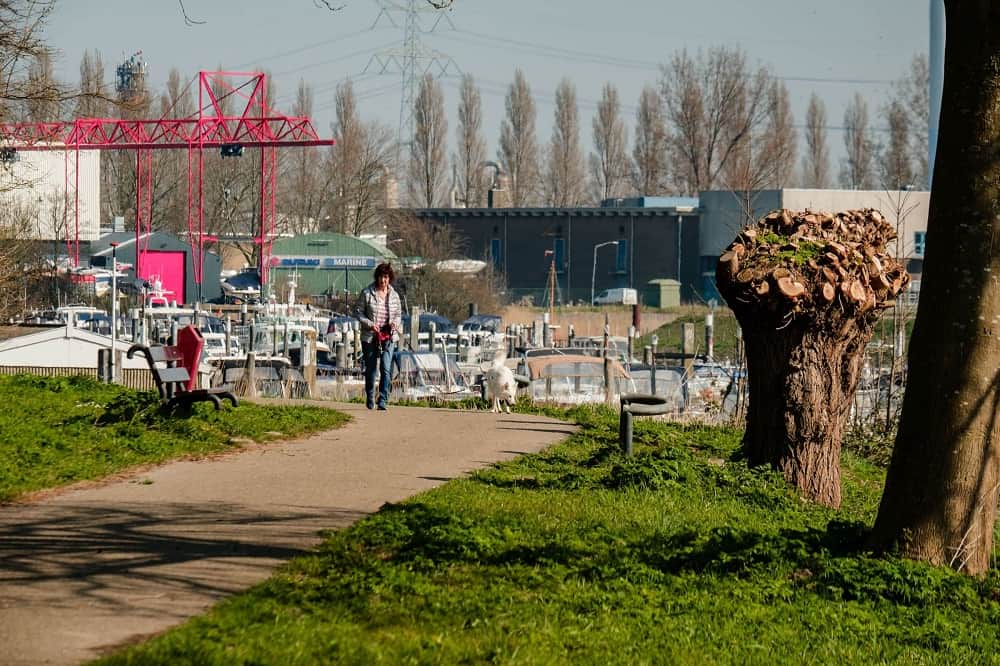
left=391, top=349, right=476, bottom=402
left=518, top=353, right=629, bottom=405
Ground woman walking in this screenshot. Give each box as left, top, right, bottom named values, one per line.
left=355, top=262, right=403, bottom=410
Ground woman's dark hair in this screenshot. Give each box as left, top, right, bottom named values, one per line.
left=374, top=262, right=395, bottom=282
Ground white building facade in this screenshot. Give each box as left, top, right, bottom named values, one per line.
left=0, top=147, right=102, bottom=242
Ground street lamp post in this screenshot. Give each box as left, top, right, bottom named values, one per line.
left=110, top=242, right=118, bottom=383
left=591, top=241, right=619, bottom=305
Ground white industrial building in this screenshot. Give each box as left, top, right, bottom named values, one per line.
left=0, top=146, right=102, bottom=242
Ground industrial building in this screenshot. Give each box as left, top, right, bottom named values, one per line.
left=0, top=148, right=102, bottom=242
left=267, top=233, right=398, bottom=303
left=88, top=232, right=224, bottom=304
left=415, top=189, right=928, bottom=307
left=413, top=201, right=701, bottom=306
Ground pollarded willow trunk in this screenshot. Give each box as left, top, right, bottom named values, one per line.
left=717, top=209, right=909, bottom=507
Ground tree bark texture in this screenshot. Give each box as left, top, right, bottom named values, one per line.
left=870, top=0, right=1000, bottom=574
left=742, top=318, right=872, bottom=507
left=717, top=209, right=908, bottom=507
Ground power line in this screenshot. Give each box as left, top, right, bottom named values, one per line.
left=436, top=28, right=894, bottom=86
left=273, top=40, right=399, bottom=78
left=228, top=27, right=376, bottom=71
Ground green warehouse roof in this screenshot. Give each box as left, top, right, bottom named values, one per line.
left=268, top=233, right=398, bottom=298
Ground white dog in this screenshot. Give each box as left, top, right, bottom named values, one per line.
left=485, top=351, right=517, bottom=414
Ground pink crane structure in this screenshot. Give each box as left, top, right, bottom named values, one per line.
left=0, top=70, right=334, bottom=294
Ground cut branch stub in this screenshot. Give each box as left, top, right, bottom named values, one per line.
left=715, top=207, right=911, bottom=324
left=776, top=276, right=806, bottom=299
left=718, top=251, right=739, bottom=279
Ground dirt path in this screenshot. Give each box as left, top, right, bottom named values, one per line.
left=0, top=402, right=576, bottom=665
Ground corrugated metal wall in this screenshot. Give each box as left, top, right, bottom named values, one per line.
left=268, top=233, right=396, bottom=299
left=0, top=149, right=101, bottom=241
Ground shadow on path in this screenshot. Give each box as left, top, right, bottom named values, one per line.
left=0, top=501, right=366, bottom=615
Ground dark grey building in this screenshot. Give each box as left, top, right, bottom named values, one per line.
left=413, top=206, right=700, bottom=305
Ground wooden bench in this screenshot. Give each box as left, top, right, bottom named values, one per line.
left=127, top=343, right=238, bottom=411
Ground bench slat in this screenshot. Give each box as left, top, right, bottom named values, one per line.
left=157, top=367, right=191, bottom=383
left=147, top=346, right=185, bottom=363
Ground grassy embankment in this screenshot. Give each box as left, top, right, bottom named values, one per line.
left=0, top=374, right=349, bottom=502
left=98, top=401, right=1000, bottom=665
left=640, top=304, right=917, bottom=363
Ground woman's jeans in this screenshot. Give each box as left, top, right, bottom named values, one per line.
left=362, top=340, right=394, bottom=408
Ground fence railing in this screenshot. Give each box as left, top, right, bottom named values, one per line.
left=0, top=366, right=157, bottom=391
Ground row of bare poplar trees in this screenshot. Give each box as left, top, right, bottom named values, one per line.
left=8, top=34, right=929, bottom=249
left=412, top=47, right=930, bottom=209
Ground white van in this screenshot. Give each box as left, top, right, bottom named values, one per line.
left=593, top=288, right=638, bottom=305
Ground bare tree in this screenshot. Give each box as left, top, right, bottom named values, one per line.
left=330, top=79, right=363, bottom=232
left=878, top=99, right=914, bottom=190
left=801, top=93, right=831, bottom=188
left=279, top=79, right=330, bottom=234
left=891, top=53, right=930, bottom=189
left=0, top=1, right=57, bottom=123
left=24, top=51, right=59, bottom=121
left=724, top=78, right=797, bottom=192
left=543, top=78, right=586, bottom=206
left=498, top=69, right=540, bottom=206
left=328, top=80, right=396, bottom=236
left=632, top=84, right=669, bottom=195
left=453, top=74, right=487, bottom=208
left=385, top=210, right=504, bottom=321
left=589, top=82, right=631, bottom=203
left=73, top=49, right=109, bottom=118
left=340, top=121, right=396, bottom=236
left=0, top=1, right=72, bottom=317
left=408, top=73, right=448, bottom=208
left=150, top=67, right=196, bottom=236
left=762, top=80, right=798, bottom=187
left=840, top=92, right=876, bottom=189
left=659, top=46, right=773, bottom=196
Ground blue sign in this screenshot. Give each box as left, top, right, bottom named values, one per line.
left=273, top=256, right=377, bottom=270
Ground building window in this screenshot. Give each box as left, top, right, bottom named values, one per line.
left=615, top=239, right=628, bottom=274
left=913, top=231, right=926, bottom=257
left=490, top=238, right=503, bottom=271
left=553, top=237, right=565, bottom=273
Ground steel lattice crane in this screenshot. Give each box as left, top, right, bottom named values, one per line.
left=0, top=70, right=335, bottom=292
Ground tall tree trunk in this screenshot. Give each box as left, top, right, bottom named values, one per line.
left=870, top=0, right=1000, bottom=574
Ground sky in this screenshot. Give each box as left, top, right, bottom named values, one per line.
left=44, top=0, right=930, bottom=177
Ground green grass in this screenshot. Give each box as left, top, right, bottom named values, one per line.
left=643, top=303, right=915, bottom=364
left=96, top=405, right=1000, bottom=665
left=0, top=373, right=350, bottom=502
left=640, top=306, right=741, bottom=361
